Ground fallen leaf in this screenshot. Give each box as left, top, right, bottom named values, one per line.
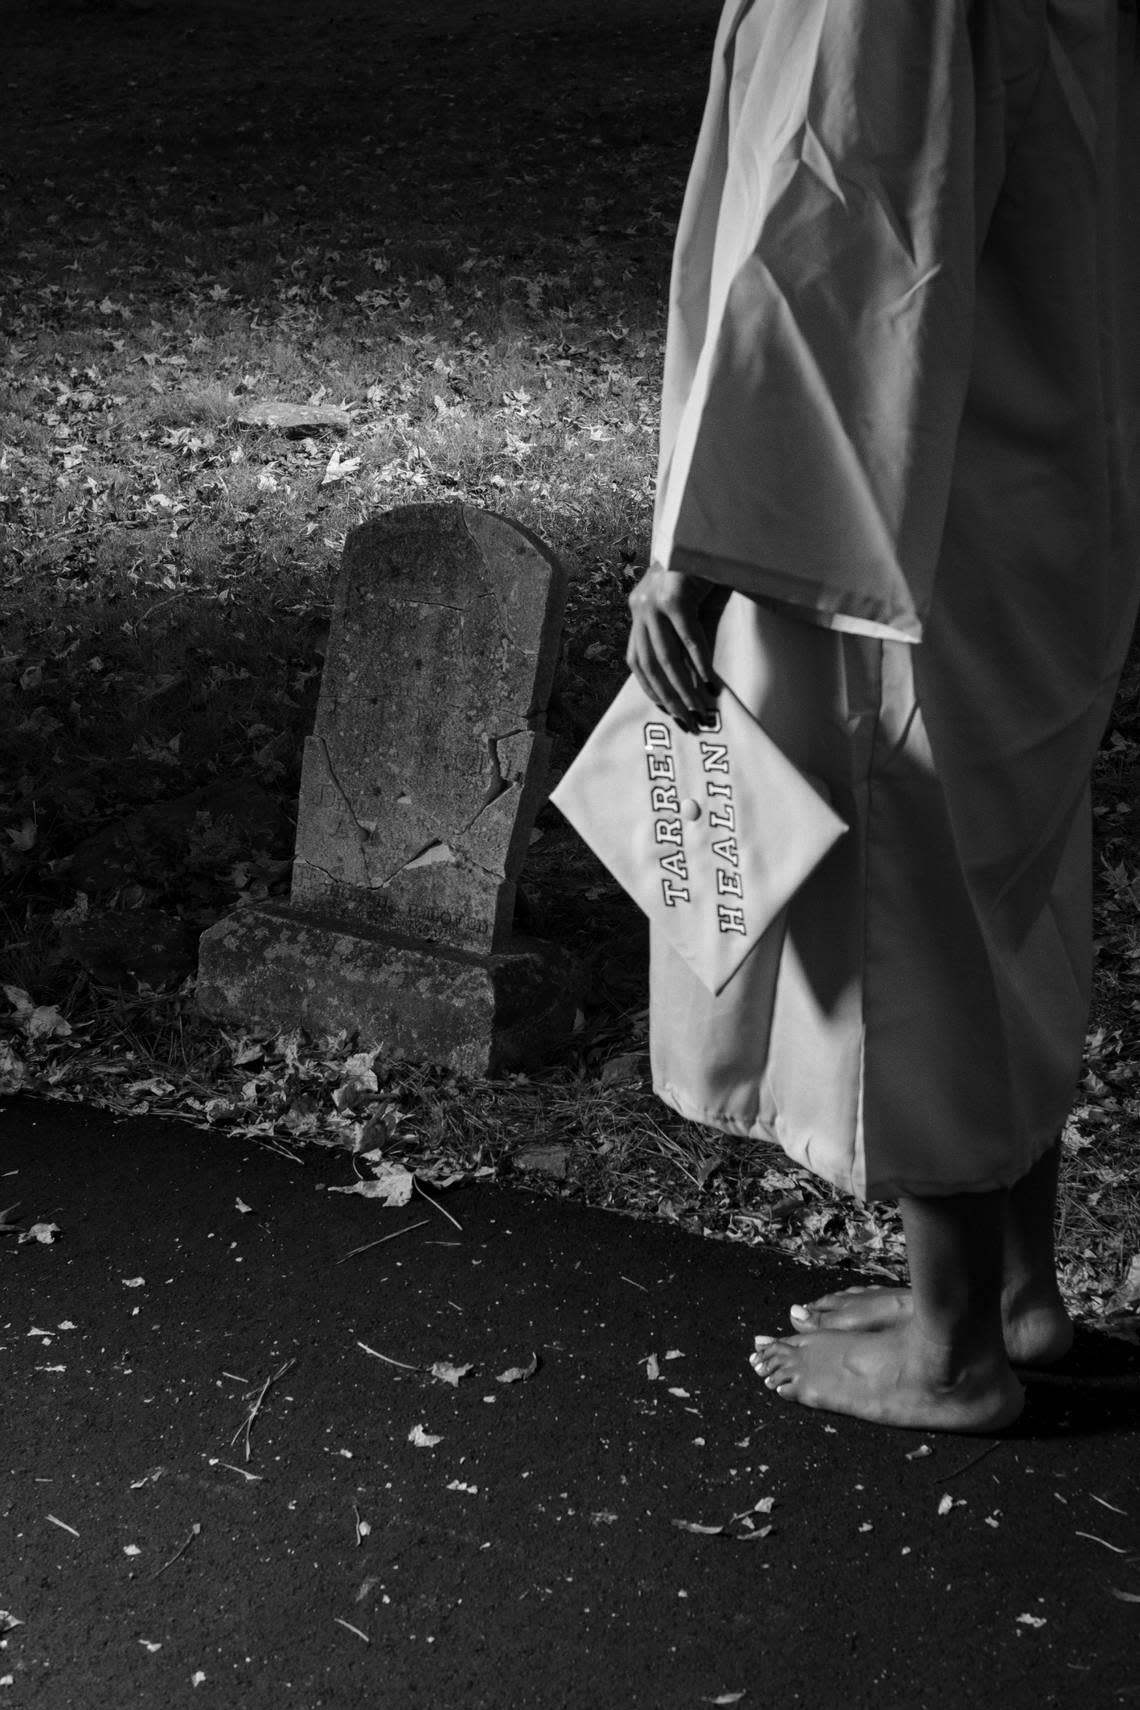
left=328, top=1163, right=414, bottom=1206
left=407, top=1424, right=442, bottom=1448
left=27, top=1002, right=72, bottom=1041
left=1110, top=1587, right=1140, bottom=1603
left=672, top=1519, right=725, bottom=1536
left=0, top=1613, right=24, bottom=1633
left=3, top=985, right=72, bottom=1040
left=937, top=1494, right=964, bottom=1516
left=235, top=1198, right=253, bottom=1214
left=7, top=819, right=36, bottom=852
left=1016, top=1613, right=1047, bottom=1628
left=122, top=1276, right=145, bottom=1288
left=664, top=1349, right=684, bottom=1360
left=430, top=1361, right=475, bottom=1387
left=905, top=1444, right=933, bottom=1460
left=645, top=1353, right=660, bottom=1381
left=729, top=1497, right=775, bottom=1524
left=1111, top=1253, right=1140, bottom=1309
left=667, top=1386, right=691, bottom=1399
left=446, top=1480, right=478, bottom=1494
left=496, top=1353, right=539, bottom=1385
left=320, top=448, right=361, bottom=486
left=138, top=1641, right=162, bottom=1653
left=18, top=1223, right=59, bottom=1246
left=704, top=1696, right=746, bottom=1706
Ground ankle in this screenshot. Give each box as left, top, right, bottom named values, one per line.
left=1001, top=1273, right=1065, bottom=1318
left=907, top=1317, right=1006, bottom=1384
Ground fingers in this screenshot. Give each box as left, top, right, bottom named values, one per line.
left=626, top=564, right=718, bottom=724
left=626, top=621, right=705, bottom=726
left=671, top=606, right=717, bottom=701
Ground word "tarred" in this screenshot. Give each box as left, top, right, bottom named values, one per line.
left=643, top=714, right=747, bottom=936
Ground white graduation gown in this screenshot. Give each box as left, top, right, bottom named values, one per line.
left=649, top=0, right=1140, bottom=1198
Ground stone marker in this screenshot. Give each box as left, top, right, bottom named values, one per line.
left=235, top=399, right=351, bottom=436
left=197, top=503, right=577, bottom=1074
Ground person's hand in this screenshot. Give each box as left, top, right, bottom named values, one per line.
left=626, top=561, right=717, bottom=730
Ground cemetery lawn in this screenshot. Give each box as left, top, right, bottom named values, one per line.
left=2, top=0, right=1139, bottom=1331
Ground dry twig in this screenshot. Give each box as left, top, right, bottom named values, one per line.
left=356, top=1341, right=421, bottom=1370
left=337, top=1219, right=430, bottom=1263
left=231, top=1357, right=295, bottom=1463
left=414, top=1179, right=462, bottom=1231
left=150, top=1522, right=201, bottom=1580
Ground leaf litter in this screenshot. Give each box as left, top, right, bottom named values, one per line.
left=496, top=1353, right=539, bottom=1384
left=430, top=1361, right=475, bottom=1387
left=19, top=1222, right=60, bottom=1245
left=407, top=1425, right=442, bottom=1448
left=676, top=1495, right=775, bottom=1542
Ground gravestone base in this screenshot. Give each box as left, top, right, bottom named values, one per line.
left=197, top=903, right=579, bottom=1077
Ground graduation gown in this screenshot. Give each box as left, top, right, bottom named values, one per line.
left=649, top=0, right=1140, bottom=1198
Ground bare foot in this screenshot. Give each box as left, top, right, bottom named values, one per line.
left=751, top=1324, right=1025, bottom=1433
left=787, top=1286, right=1074, bottom=1367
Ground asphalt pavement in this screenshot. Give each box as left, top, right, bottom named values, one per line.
left=2, top=1094, right=1138, bottom=1709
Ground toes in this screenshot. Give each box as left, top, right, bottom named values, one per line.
left=758, top=1339, right=798, bottom=1387
left=767, top=1360, right=800, bottom=1393
left=750, top=1334, right=792, bottom=1383
left=791, top=1290, right=855, bottom=1321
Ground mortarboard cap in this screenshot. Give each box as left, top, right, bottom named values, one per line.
left=550, top=676, right=846, bottom=995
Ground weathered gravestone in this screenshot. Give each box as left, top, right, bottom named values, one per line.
left=196, top=503, right=577, bottom=1073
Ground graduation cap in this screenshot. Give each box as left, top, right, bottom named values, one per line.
left=549, top=676, right=847, bottom=995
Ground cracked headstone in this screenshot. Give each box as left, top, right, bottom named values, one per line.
left=196, top=504, right=577, bottom=1074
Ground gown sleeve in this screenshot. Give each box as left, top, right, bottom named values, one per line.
left=651, top=0, right=980, bottom=641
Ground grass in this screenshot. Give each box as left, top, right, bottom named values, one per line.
left=2, top=0, right=1139, bottom=1331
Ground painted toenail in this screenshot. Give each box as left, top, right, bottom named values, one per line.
left=790, top=1305, right=809, bottom=1319
left=754, top=1334, right=776, bottom=1348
